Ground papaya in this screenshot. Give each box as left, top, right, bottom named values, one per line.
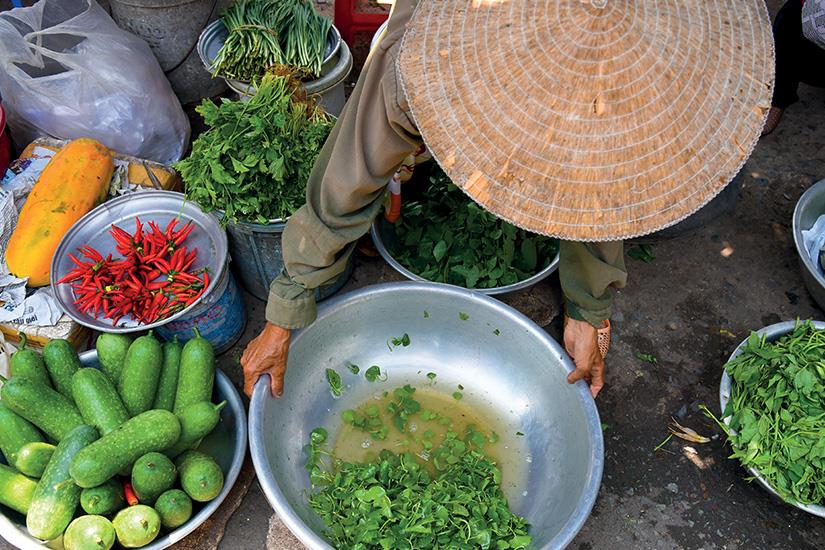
left=5, top=138, right=114, bottom=286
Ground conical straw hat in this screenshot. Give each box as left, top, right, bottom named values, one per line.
left=398, top=0, right=774, bottom=241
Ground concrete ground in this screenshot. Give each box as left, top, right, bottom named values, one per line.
left=3, top=1, right=825, bottom=549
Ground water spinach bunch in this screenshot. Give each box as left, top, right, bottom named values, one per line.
left=176, top=71, right=333, bottom=224
left=213, top=0, right=332, bottom=81
left=715, top=321, right=825, bottom=505
left=386, top=165, right=559, bottom=289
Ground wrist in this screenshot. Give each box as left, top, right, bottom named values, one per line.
left=264, top=323, right=291, bottom=338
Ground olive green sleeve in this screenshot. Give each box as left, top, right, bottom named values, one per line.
left=559, top=240, right=627, bottom=327
left=265, top=0, right=422, bottom=329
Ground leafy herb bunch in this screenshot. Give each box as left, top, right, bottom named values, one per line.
left=177, top=71, right=333, bottom=224
left=716, top=321, right=825, bottom=505
left=385, top=165, right=559, bottom=289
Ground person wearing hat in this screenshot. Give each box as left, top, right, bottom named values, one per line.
left=241, top=0, right=773, bottom=400
left=763, top=0, right=825, bottom=135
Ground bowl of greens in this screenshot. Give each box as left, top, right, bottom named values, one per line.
left=717, top=320, right=825, bottom=517
left=371, top=164, right=560, bottom=295
left=249, top=282, right=604, bottom=550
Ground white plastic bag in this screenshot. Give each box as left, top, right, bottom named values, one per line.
left=0, top=0, right=190, bottom=163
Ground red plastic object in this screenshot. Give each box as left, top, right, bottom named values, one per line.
left=334, top=0, right=389, bottom=46
left=0, top=105, right=10, bottom=175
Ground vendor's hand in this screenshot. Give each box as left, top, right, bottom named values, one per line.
left=563, top=317, right=605, bottom=398
left=240, top=323, right=291, bottom=398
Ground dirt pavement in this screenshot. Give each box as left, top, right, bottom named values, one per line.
left=3, top=0, right=825, bottom=549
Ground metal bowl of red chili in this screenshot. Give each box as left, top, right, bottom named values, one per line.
left=50, top=190, right=228, bottom=333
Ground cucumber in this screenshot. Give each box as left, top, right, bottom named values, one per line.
left=131, top=452, right=176, bottom=504
left=154, top=489, right=192, bottom=530
left=153, top=337, right=182, bottom=411
left=113, top=505, right=160, bottom=548
left=173, top=329, right=215, bottom=415
left=118, top=333, right=163, bottom=416
left=10, top=334, right=51, bottom=387
left=96, top=333, right=132, bottom=384
left=0, top=463, right=37, bottom=515
left=14, top=442, right=56, bottom=478
left=43, top=339, right=82, bottom=398
left=64, top=515, right=116, bottom=550
left=0, top=401, right=44, bottom=465
left=70, top=410, right=181, bottom=488
left=1, top=377, right=85, bottom=441
left=165, top=401, right=226, bottom=458
left=176, top=451, right=223, bottom=502
left=72, top=368, right=129, bottom=435
left=80, top=480, right=125, bottom=516
left=27, top=425, right=99, bottom=540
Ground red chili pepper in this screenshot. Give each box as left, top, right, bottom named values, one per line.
left=165, top=218, right=178, bottom=241
left=171, top=221, right=194, bottom=247
left=123, top=482, right=139, bottom=506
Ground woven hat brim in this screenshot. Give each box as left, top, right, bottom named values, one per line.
left=398, top=0, right=775, bottom=241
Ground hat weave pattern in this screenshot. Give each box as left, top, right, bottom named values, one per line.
left=398, top=0, right=775, bottom=240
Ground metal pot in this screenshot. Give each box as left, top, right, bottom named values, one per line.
left=719, top=320, right=825, bottom=518
left=249, top=282, right=603, bottom=549
left=792, top=178, right=825, bottom=311
left=370, top=218, right=560, bottom=296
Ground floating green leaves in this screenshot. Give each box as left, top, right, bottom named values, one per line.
left=325, top=368, right=343, bottom=397
left=364, top=365, right=386, bottom=383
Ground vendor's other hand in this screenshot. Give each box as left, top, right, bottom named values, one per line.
left=241, top=323, right=291, bottom=397
left=563, top=317, right=606, bottom=398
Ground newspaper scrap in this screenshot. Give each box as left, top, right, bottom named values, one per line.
left=0, top=273, right=63, bottom=326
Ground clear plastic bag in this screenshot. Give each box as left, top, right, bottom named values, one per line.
left=0, top=0, right=190, bottom=164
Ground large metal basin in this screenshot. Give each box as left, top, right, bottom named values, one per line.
left=0, top=351, right=248, bottom=549
left=792, top=178, right=825, bottom=311
left=250, top=282, right=603, bottom=549
left=719, top=320, right=825, bottom=518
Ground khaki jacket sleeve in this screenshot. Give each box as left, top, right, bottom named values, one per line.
left=559, top=240, right=627, bottom=327
left=266, top=1, right=423, bottom=329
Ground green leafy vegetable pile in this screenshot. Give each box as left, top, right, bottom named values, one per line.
left=384, top=165, right=559, bottom=289
left=213, top=0, right=332, bottom=81
left=176, top=72, right=333, bottom=224
left=306, top=427, right=531, bottom=550
left=713, top=321, right=825, bottom=505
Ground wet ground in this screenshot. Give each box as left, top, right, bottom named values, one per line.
left=3, top=0, right=825, bottom=549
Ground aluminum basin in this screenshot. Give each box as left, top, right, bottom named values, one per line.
left=250, top=282, right=603, bottom=549
left=719, top=320, right=825, bottom=517
left=0, top=351, right=247, bottom=550
left=792, top=178, right=825, bottom=311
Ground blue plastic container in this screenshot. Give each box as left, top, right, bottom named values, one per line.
left=156, top=261, right=247, bottom=354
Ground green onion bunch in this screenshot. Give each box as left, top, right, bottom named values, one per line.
left=213, top=0, right=332, bottom=81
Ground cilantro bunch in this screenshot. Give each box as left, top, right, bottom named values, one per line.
left=713, top=321, right=825, bottom=505
left=384, top=165, right=559, bottom=289
left=177, top=72, right=333, bottom=224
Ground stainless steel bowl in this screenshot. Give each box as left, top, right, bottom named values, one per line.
left=50, top=191, right=228, bottom=334
left=719, top=320, right=825, bottom=518
left=371, top=220, right=560, bottom=296
left=792, top=178, right=825, bottom=311
left=250, top=282, right=603, bottom=550
left=0, top=351, right=248, bottom=549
